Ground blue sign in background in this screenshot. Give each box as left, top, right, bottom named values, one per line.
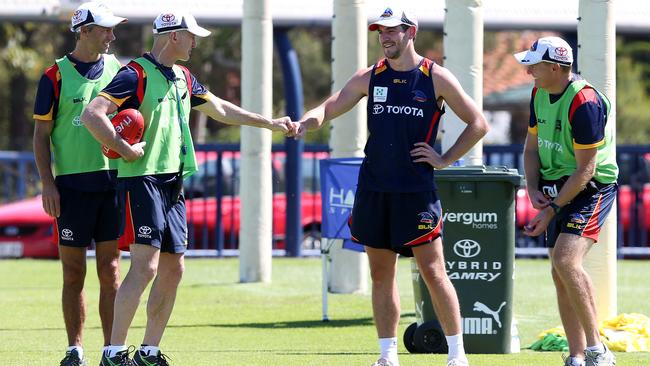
left=319, top=158, right=364, bottom=252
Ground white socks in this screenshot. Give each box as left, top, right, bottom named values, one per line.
left=379, top=337, right=399, bottom=365
left=586, top=343, right=606, bottom=354
left=140, top=345, right=160, bottom=356
left=67, top=346, right=83, bottom=360
left=445, top=333, right=467, bottom=361
left=105, top=345, right=127, bottom=357
left=567, top=356, right=585, bottom=366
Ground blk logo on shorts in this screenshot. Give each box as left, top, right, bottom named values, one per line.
left=567, top=213, right=587, bottom=230
left=418, top=211, right=435, bottom=230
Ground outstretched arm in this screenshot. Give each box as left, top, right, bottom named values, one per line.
left=297, top=67, right=371, bottom=135
left=194, top=92, right=296, bottom=135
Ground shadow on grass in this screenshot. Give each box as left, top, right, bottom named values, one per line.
left=167, top=317, right=374, bottom=329
left=0, top=313, right=416, bottom=332
left=166, top=312, right=416, bottom=329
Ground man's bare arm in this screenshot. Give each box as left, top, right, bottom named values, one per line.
left=193, top=92, right=295, bottom=134
left=80, top=96, right=145, bottom=162
left=33, top=120, right=59, bottom=217
left=429, top=65, right=489, bottom=167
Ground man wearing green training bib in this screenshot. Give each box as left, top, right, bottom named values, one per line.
left=32, top=3, right=127, bottom=365
left=514, top=37, right=618, bottom=366
left=82, top=11, right=299, bottom=366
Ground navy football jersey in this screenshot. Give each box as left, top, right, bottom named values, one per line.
left=359, top=58, right=444, bottom=192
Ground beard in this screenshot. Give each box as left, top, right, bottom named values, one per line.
left=383, top=46, right=402, bottom=59
left=381, top=35, right=408, bottom=59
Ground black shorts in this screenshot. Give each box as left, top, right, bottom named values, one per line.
left=118, top=175, right=188, bottom=254
left=55, top=185, right=120, bottom=247
left=541, top=179, right=617, bottom=247
left=350, top=189, right=443, bottom=257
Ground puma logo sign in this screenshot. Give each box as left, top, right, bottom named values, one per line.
left=473, top=301, right=506, bottom=328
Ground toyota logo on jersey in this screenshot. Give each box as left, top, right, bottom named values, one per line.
left=372, top=104, right=424, bottom=117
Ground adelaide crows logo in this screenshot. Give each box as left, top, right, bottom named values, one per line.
left=418, top=212, right=435, bottom=230
left=412, top=90, right=427, bottom=103
left=381, top=8, right=393, bottom=18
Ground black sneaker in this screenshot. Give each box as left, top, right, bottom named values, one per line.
left=60, top=349, right=87, bottom=366
left=99, top=348, right=134, bottom=366
left=133, top=350, right=171, bottom=366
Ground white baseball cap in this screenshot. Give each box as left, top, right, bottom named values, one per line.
left=368, top=6, right=418, bottom=31
left=70, top=2, right=127, bottom=32
left=514, top=36, right=573, bottom=66
left=153, top=11, right=211, bottom=38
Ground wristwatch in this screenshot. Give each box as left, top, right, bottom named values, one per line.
left=548, top=202, right=562, bottom=215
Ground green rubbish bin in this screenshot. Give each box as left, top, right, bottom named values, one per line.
left=403, top=166, right=523, bottom=354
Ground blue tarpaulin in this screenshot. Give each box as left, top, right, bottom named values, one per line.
left=319, top=158, right=364, bottom=252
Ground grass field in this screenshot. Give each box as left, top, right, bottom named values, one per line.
left=0, top=258, right=648, bottom=365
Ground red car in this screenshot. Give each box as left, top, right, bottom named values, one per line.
left=2, top=149, right=649, bottom=257
left=0, top=151, right=327, bottom=257
left=184, top=151, right=326, bottom=250
left=0, top=196, right=58, bottom=258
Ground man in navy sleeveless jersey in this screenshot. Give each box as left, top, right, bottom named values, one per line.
left=296, top=6, right=488, bottom=366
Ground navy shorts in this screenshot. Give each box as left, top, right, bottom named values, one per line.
left=55, top=185, right=120, bottom=247
left=119, top=175, right=188, bottom=254
left=542, top=180, right=617, bottom=247
left=350, top=189, right=443, bottom=257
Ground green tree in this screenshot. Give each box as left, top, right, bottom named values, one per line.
left=616, top=56, right=650, bottom=144
left=1, top=24, right=51, bottom=149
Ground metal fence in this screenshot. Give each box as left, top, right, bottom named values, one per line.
left=1, top=144, right=649, bottom=257
left=183, top=144, right=650, bottom=257
left=0, top=151, right=40, bottom=204
left=485, top=144, right=650, bottom=257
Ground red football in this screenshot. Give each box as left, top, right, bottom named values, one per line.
left=102, top=109, right=145, bottom=159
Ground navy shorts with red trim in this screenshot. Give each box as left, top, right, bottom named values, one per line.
left=350, top=189, right=443, bottom=257
left=544, top=182, right=617, bottom=247
left=118, top=174, right=188, bottom=254
left=55, top=185, right=120, bottom=247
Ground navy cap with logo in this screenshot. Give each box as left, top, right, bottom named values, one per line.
left=514, top=36, right=573, bottom=66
